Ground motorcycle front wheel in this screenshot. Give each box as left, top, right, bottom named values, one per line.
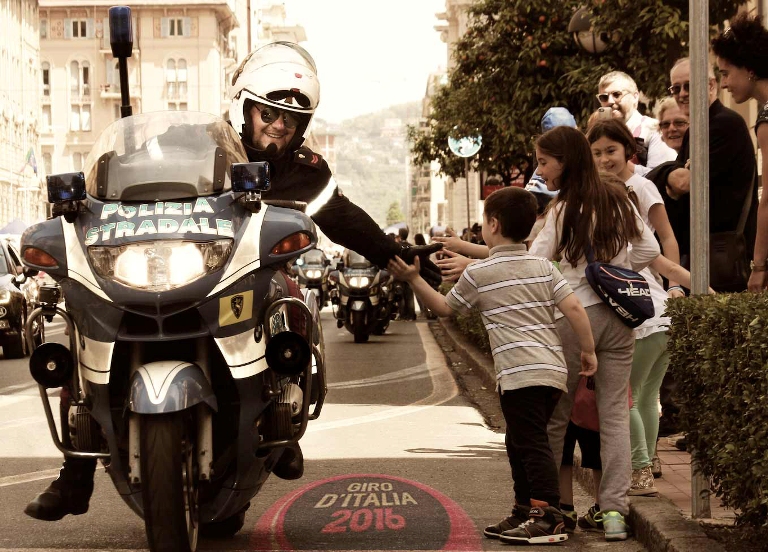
left=141, top=412, right=199, bottom=552
left=352, top=310, right=369, bottom=343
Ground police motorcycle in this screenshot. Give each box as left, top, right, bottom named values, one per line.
left=19, top=8, right=326, bottom=552
left=291, top=248, right=330, bottom=307
left=329, top=250, right=396, bottom=343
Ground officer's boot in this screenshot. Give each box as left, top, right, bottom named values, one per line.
left=24, top=398, right=97, bottom=521
left=272, top=442, right=304, bottom=480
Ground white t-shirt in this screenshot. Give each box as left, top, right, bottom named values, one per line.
left=529, top=201, right=660, bottom=319
left=625, top=173, right=671, bottom=337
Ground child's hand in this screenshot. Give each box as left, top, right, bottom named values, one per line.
left=435, top=249, right=473, bottom=281
left=431, top=227, right=465, bottom=252
left=579, top=351, right=598, bottom=377
left=387, top=255, right=420, bottom=282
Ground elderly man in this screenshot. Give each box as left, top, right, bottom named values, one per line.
left=648, top=58, right=757, bottom=275
left=597, top=71, right=678, bottom=174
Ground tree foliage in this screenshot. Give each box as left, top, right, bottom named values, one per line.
left=410, top=0, right=744, bottom=184
left=386, top=201, right=405, bottom=226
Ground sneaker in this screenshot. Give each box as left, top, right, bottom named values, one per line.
left=651, top=455, right=662, bottom=478
left=595, top=510, right=629, bottom=541
left=483, top=504, right=530, bottom=539
left=499, top=506, right=568, bottom=544
left=577, top=505, right=603, bottom=532
left=561, top=509, right=577, bottom=533
left=666, top=432, right=685, bottom=448
left=629, top=466, right=658, bottom=496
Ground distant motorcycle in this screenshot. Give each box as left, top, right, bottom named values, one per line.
left=292, top=248, right=330, bottom=307
left=329, top=251, right=395, bottom=343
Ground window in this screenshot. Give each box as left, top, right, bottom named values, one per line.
left=72, top=152, right=84, bottom=172
left=167, top=102, right=188, bottom=111
left=72, top=19, right=87, bottom=38
left=43, top=153, right=52, bottom=175
left=162, top=17, right=190, bottom=38
left=40, top=18, right=47, bottom=39
left=166, top=58, right=188, bottom=100
left=41, top=62, right=50, bottom=96
left=70, top=104, right=91, bottom=132
left=169, top=18, right=184, bottom=36
left=69, top=60, right=90, bottom=98
left=42, top=105, right=51, bottom=131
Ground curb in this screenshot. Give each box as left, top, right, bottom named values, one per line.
left=434, top=316, right=726, bottom=552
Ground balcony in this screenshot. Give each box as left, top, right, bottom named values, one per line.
left=100, top=83, right=141, bottom=100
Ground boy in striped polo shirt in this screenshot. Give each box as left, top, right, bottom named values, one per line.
left=388, top=187, right=597, bottom=545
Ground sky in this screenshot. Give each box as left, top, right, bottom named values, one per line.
left=281, top=0, right=448, bottom=124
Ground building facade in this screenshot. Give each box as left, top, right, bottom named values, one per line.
left=0, top=0, right=46, bottom=229
left=38, top=0, right=239, bottom=184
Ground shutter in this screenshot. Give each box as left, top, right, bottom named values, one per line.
left=64, top=19, right=72, bottom=39
left=182, top=17, right=191, bottom=37
left=102, top=17, right=110, bottom=43
left=160, top=17, right=169, bottom=38
left=132, top=16, right=137, bottom=41
left=86, top=18, right=95, bottom=39
left=105, top=58, right=115, bottom=89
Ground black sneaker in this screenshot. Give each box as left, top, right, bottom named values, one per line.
left=577, top=505, right=603, bottom=532
left=499, top=506, right=568, bottom=544
left=561, top=509, right=577, bottom=533
left=483, top=504, right=530, bottom=539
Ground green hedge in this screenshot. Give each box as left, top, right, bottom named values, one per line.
left=666, top=293, right=768, bottom=527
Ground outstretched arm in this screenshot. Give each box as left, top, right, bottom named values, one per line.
left=387, top=257, right=454, bottom=317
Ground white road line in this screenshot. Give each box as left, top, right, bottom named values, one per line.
left=0, top=468, right=62, bottom=488
left=327, top=364, right=430, bottom=389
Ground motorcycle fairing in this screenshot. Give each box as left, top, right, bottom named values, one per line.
left=78, top=334, right=115, bottom=385
left=128, top=361, right=217, bottom=414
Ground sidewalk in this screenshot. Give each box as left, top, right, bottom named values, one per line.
left=434, top=316, right=730, bottom=552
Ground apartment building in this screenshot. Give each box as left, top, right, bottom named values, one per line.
left=0, top=0, right=46, bottom=228
left=38, top=0, right=239, bottom=180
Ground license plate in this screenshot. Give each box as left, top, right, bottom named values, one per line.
left=0, top=320, right=10, bottom=329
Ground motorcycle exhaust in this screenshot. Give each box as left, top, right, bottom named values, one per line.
left=265, top=331, right=310, bottom=376
left=29, top=342, right=74, bottom=388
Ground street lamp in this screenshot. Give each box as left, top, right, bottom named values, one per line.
left=448, top=132, right=482, bottom=235
left=567, top=7, right=615, bottom=54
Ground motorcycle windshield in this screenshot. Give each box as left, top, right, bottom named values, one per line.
left=83, top=111, right=248, bottom=201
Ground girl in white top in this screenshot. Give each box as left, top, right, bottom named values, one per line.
left=586, top=118, right=681, bottom=496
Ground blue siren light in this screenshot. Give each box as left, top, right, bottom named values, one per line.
left=109, top=6, right=133, bottom=58
left=47, top=172, right=86, bottom=203
left=231, top=162, right=271, bottom=193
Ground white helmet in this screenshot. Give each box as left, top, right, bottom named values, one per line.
left=229, top=41, right=320, bottom=153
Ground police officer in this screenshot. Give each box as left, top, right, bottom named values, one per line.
left=24, top=41, right=441, bottom=522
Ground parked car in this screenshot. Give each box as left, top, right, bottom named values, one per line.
left=0, top=238, right=44, bottom=358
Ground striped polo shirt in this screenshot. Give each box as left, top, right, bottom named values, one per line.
left=445, top=243, right=572, bottom=393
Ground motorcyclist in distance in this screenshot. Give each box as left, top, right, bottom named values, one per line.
left=24, top=40, right=442, bottom=522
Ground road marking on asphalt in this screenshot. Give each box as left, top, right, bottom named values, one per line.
left=327, top=364, right=430, bottom=389
left=0, top=465, right=105, bottom=488
left=306, top=324, right=457, bottom=433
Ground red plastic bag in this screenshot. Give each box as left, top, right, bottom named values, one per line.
left=571, top=376, right=633, bottom=432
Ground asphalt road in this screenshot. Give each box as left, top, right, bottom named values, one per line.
left=0, top=312, right=647, bottom=551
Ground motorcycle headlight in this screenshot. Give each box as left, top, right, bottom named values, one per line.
left=306, top=269, right=322, bottom=279
left=0, top=289, right=10, bottom=304
left=348, top=276, right=370, bottom=288
left=88, top=239, right=233, bottom=291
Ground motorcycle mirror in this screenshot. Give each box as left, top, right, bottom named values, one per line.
left=47, top=172, right=86, bottom=203
left=231, top=162, right=271, bottom=193
left=109, top=6, right=133, bottom=58
left=324, top=259, right=331, bottom=267
left=336, top=262, right=344, bottom=271
left=12, top=274, right=24, bottom=289
left=23, top=266, right=39, bottom=278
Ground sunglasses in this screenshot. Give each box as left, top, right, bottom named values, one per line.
left=659, top=119, right=689, bottom=130
left=667, top=82, right=690, bottom=96
left=254, top=104, right=302, bottom=129
left=596, top=90, right=628, bottom=103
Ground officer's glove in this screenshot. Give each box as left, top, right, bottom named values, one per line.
left=399, top=243, right=443, bottom=289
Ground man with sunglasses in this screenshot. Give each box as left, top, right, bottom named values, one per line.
left=23, top=41, right=443, bottom=526
left=647, top=57, right=757, bottom=279
left=597, top=71, right=677, bottom=174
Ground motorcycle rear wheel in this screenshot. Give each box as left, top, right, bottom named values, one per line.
left=141, top=412, right=199, bottom=552
left=352, top=310, right=369, bottom=343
